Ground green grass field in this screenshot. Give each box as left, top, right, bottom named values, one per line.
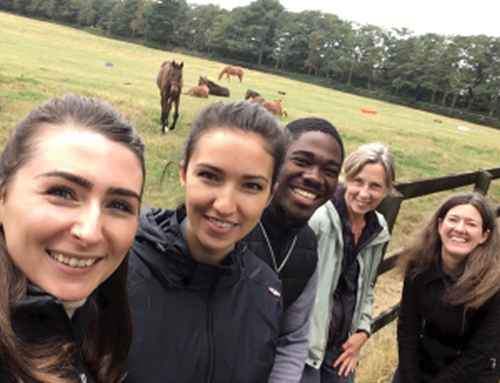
left=1, top=11, right=500, bottom=382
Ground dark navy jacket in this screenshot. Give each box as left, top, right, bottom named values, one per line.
left=0, top=287, right=97, bottom=383
left=126, top=207, right=282, bottom=383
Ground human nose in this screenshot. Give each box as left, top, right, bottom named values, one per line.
left=71, top=203, right=104, bottom=245
left=212, top=185, right=237, bottom=216
left=303, top=166, right=322, bottom=185
left=358, top=184, right=370, bottom=198
left=453, top=219, right=466, bottom=232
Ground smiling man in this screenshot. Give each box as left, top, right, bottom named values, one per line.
left=245, top=117, right=344, bottom=383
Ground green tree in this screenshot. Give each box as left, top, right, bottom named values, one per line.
left=225, top=0, right=284, bottom=64
left=144, top=0, right=189, bottom=47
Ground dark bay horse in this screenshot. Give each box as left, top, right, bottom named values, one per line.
left=218, top=66, right=244, bottom=82
left=156, top=60, right=183, bottom=133
left=198, top=76, right=230, bottom=97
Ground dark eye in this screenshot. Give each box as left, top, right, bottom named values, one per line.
left=46, top=186, right=76, bottom=200
left=292, top=157, right=310, bottom=167
left=243, top=182, right=264, bottom=192
left=198, top=170, right=220, bottom=183
left=324, top=168, right=339, bottom=178
left=108, top=199, right=135, bottom=214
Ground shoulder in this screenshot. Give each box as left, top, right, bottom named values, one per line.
left=243, top=247, right=281, bottom=288
left=373, top=210, right=391, bottom=244
left=308, top=201, right=341, bottom=235
left=298, top=224, right=317, bottom=245
left=479, top=289, right=500, bottom=314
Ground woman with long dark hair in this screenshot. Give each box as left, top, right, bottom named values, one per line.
left=126, top=101, right=287, bottom=383
left=394, top=192, right=500, bottom=383
left=0, top=94, right=145, bottom=383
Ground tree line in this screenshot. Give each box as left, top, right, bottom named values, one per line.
left=2, top=0, right=500, bottom=127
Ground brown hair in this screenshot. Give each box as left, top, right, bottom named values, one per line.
left=399, top=192, right=500, bottom=309
left=184, top=101, right=286, bottom=188
left=0, top=94, right=145, bottom=382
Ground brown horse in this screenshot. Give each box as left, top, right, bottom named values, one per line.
left=156, top=60, right=183, bottom=133
left=199, top=76, right=230, bottom=97
left=262, top=99, right=287, bottom=117
left=184, top=84, right=209, bottom=98
left=218, top=66, right=244, bottom=82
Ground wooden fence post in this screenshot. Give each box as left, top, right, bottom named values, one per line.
left=474, top=170, right=492, bottom=194
left=377, top=190, right=404, bottom=233
left=375, top=190, right=404, bottom=277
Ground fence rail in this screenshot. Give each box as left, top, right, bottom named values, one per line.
left=371, top=167, right=500, bottom=333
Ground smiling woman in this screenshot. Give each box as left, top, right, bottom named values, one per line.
left=126, top=101, right=288, bottom=383
left=394, top=192, right=500, bottom=383
left=0, top=94, right=145, bottom=383
left=304, top=142, right=396, bottom=383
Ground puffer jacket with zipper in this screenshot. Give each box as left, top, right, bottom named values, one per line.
left=125, top=207, right=283, bottom=383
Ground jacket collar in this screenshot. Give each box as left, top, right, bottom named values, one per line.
left=134, top=206, right=244, bottom=291
left=333, top=185, right=384, bottom=247
left=419, top=257, right=460, bottom=287
left=261, top=206, right=306, bottom=239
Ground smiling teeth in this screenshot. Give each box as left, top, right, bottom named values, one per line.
left=294, top=188, right=317, bottom=200
left=49, top=252, right=97, bottom=268
left=208, top=216, right=235, bottom=228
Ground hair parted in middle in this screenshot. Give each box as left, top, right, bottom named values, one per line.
left=399, top=192, right=500, bottom=309
left=184, top=101, right=287, bottom=188
left=343, top=142, right=395, bottom=192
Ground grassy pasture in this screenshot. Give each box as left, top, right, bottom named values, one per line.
left=1, top=11, right=500, bottom=382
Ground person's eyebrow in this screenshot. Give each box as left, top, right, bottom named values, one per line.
left=37, top=171, right=92, bottom=189
left=37, top=171, right=141, bottom=201
left=108, top=187, right=141, bottom=202
left=195, top=163, right=270, bottom=184
left=292, top=150, right=342, bottom=167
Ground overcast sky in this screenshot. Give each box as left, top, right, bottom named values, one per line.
left=187, top=0, right=500, bottom=37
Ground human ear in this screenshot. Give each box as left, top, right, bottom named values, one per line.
left=479, top=229, right=490, bottom=245
left=179, top=160, right=186, bottom=187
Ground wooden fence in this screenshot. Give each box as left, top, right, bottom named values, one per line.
left=371, top=166, right=500, bottom=333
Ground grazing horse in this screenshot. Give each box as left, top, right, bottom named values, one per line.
left=184, top=84, right=209, bottom=98
left=218, top=66, right=244, bottom=82
left=198, top=76, right=230, bottom=97
left=156, top=60, right=183, bottom=133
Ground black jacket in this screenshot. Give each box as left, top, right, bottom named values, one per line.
left=398, top=262, right=500, bottom=383
left=0, top=287, right=96, bottom=383
left=126, top=207, right=282, bottom=383
left=245, top=207, right=318, bottom=310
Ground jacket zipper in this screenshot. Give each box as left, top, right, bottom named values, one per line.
left=206, top=287, right=215, bottom=383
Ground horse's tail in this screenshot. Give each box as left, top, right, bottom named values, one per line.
left=218, top=67, right=226, bottom=80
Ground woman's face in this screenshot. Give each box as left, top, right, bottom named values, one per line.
left=180, top=128, right=273, bottom=264
left=0, top=126, right=143, bottom=302
left=438, top=204, right=489, bottom=267
left=344, top=162, right=387, bottom=219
